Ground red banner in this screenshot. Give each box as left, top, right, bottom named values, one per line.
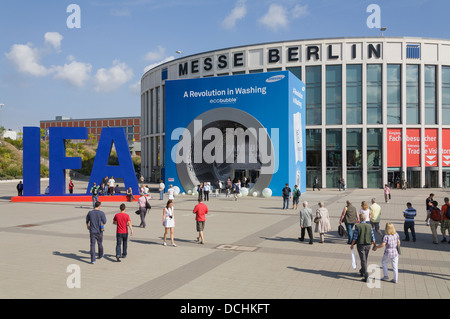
left=443, top=129, right=450, bottom=167
left=387, top=129, right=402, bottom=167
left=406, top=129, right=420, bottom=167
left=424, top=129, right=437, bottom=167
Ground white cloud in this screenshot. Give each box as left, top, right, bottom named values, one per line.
left=44, top=32, right=64, bottom=51
left=144, top=45, right=167, bottom=62
left=292, top=4, right=309, bottom=19
left=5, top=43, right=51, bottom=77
left=259, top=4, right=289, bottom=31
left=222, top=0, right=247, bottom=29
left=129, top=80, right=141, bottom=94
left=52, top=60, right=92, bottom=87
left=94, top=60, right=134, bottom=92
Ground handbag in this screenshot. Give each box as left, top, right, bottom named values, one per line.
left=145, top=198, right=151, bottom=209
left=338, top=224, right=346, bottom=237
left=314, top=216, right=321, bottom=224
left=135, top=210, right=140, bottom=215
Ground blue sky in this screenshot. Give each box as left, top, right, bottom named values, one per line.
left=0, top=0, right=449, bottom=131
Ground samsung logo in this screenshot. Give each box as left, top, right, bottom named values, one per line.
left=266, top=75, right=285, bottom=83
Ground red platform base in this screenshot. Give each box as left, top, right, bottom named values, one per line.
left=11, top=195, right=140, bottom=203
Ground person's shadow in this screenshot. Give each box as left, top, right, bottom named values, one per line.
left=53, top=250, right=116, bottom=263
left=287, top=266, right=361, bottom=281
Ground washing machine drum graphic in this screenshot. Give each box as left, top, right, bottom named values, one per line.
left=175, top=108, right=275, bottom=194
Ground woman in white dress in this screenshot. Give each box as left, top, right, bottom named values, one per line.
left=360, top=201, right=371, bottom=223
left=162, top=200, right=176, bottom=246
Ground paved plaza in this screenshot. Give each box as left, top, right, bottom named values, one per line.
left=1, top=179, right=450, bottom=300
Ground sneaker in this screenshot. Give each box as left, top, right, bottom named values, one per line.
left=390, top=279, right=398, bottom=284
left=172, top=243, right=177, bottom=247
left=381, top=276, right=389, bottom=281
left=116, top=256, right=121, bottom=262
left=441, top=238, right=447, bottom=243
left=163, top=242, right=167, bottom=246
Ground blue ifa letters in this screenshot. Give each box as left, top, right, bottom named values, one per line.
left=23, top=127, right=139, bottom=196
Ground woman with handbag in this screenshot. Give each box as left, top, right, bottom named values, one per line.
left=373, top=223, right=400, bottom=283
left=315, top=201, right=331, bottom=243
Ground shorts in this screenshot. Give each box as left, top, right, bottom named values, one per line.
left=196, top=221, right=205, bottom=232
left=441, top=220, right=450, bottom=234
left=293, top=197, right=299, bottom=205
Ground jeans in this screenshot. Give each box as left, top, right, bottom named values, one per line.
left=345, top=223, right=355, bottom=244
left=403, top=221, right=416, bottom=241
left=282, top=197, right=289, bottom=209
left=89, top=232, right=103, bottom=263
left=116, top=233, right=129, bottom=257
left=356, top=244, right=372, bottom=280
left=160, top=190, right=164, bottom=200
left=92, top=195, right=98, bottom=209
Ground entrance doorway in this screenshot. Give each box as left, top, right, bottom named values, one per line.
left=407, top=168, right=420, bottom=188
left=388, top=170, right=402, bottom=189
left=425, top=168, right=438, bottom=188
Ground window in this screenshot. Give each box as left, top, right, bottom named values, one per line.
left=425, top=65, right=437, bottom=125
left=326, top=65, right=342, bottom=125
left=443, top=66, right=450, bottom=124
left=347, top=129, right=362, bottom=188
left=326, top=129, right=342, bottom=188
left=306, top=129, right=321, bottom=188
left=346, top=65, right=362, bottom=124
left=367, top=128, right=382, bottom=188
left=286, top=66, right=301, bottom=80
left=387, top=65, right=401, bottom=124
left=367, top=64, right=382, bottom=124
left=306, top=66, right=322, bottom=125
left=406, top=65, right=420, bottom=124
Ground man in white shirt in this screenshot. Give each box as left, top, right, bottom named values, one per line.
left=159, top=180, right=165, bottom=200
left=203, top=182, right=210, bottom=201
left=107, top=177, right=115, bottom=196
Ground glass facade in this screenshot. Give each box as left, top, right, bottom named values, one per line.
left=387, top=64, right=401, bottom=124
left=406, top=65, right=420, bottom=124
left=367, top=128, right=382, bottom=188
left=347, top=129, right=362, bottom=188
left=306, top=129, right=321, bottom=188
left=346, top=64, right=362, bottom=124
left=443, top=66, right=450, bottom=124
left=367, top=64, right=382, bottom=124
left=306, top=66, right=322, bottom=125
left=326, top=65, right=342, bottom=125
left=326, top=129, right=342, bottom=188
left=425, top=65, right=437, bottom=125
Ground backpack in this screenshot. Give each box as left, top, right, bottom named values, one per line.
left=430, top=207, right=441, bottom=221
left=446, top=204, right=450, bottom=219
left=283, top=187, right=290, bottom=197
left=92, top=186, right=98, bottom=195
left=294, top=189, right=301, bottom=198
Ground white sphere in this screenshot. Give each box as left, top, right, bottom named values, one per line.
left=173, top=186, right=180, bottom=195
left=181, top=192, right=186, bottom=195
left=262, top=188, right=272, bottom=198
left=252, top=191, right=258, bottom=197
left=240, top=187, right=249, bottom=196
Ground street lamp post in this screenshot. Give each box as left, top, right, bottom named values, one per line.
left=0, top=103, right=4, bottom=129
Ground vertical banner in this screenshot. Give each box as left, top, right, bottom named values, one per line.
left=406, top=129, right=420, bottom=167
left=387, top=129, right=402, bottom=167
left=424, top=129, right=437, bottom=167
left=443, top=129, right=450, bottom=167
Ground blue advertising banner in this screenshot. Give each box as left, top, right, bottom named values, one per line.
left=165, top=71, right=305, bottom=197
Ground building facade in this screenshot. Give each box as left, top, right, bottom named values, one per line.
left=141, top=37, right=450, bottom=188
left=40, top=116, right=141, bottom=155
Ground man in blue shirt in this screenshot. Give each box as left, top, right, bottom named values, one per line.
left=403, top=202, right=416, bottom=242
left=86, top=201, right=107, bottom=264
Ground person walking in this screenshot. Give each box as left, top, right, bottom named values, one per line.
left=282, top=183, right=291, bottom=209
left=217, top=180, right=222, bottom=197
left=339, top=200, right=359, bottom=244
left=203, top=182, right=210, bottom=201
left=233, top=181, right=240, bottom=201
left=292, top=185, right=301, bottom=210
left=226, top=178, right=232, bottom=197
left=138, top=192, right=150, bottom=228
left=369, top=198, right=383, bottom=240
left=315, top=201, right=331, bottom=243
left=167, top=184, right=175, bottom=202
left=441, top=197, right=450, bottom=243
left=350, top=212, right=376, bottom=282
left=426, top=200, right=441, bottom=244
left=85, top=201, right=107, bottom=264
left=360, top=201, right=371, bottom=223
left=159, top=180, right=165, bottom=200
left=113, top=203, right=133, bottom=262
left=197, top=183, right=204, bottom=201
left=68, top=180, right=74, bottom=194
left=299, top=201, right=313, bottom=244
left=90, top=182, right=100, bottom=209
left=426, top=193, right=435, bottom=226
left=162, top=199, right=176, bottom=246
left=193, top=198, right=209, bottom=244
left=373, top=223, right=400, bottom=284
left=16, top=181, right=23, bottom=196
left=313, top=176, right=320, bottom=191
left=403, top=202, right=417, bottom=242
left=384, top=184, right=391, bottom=203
